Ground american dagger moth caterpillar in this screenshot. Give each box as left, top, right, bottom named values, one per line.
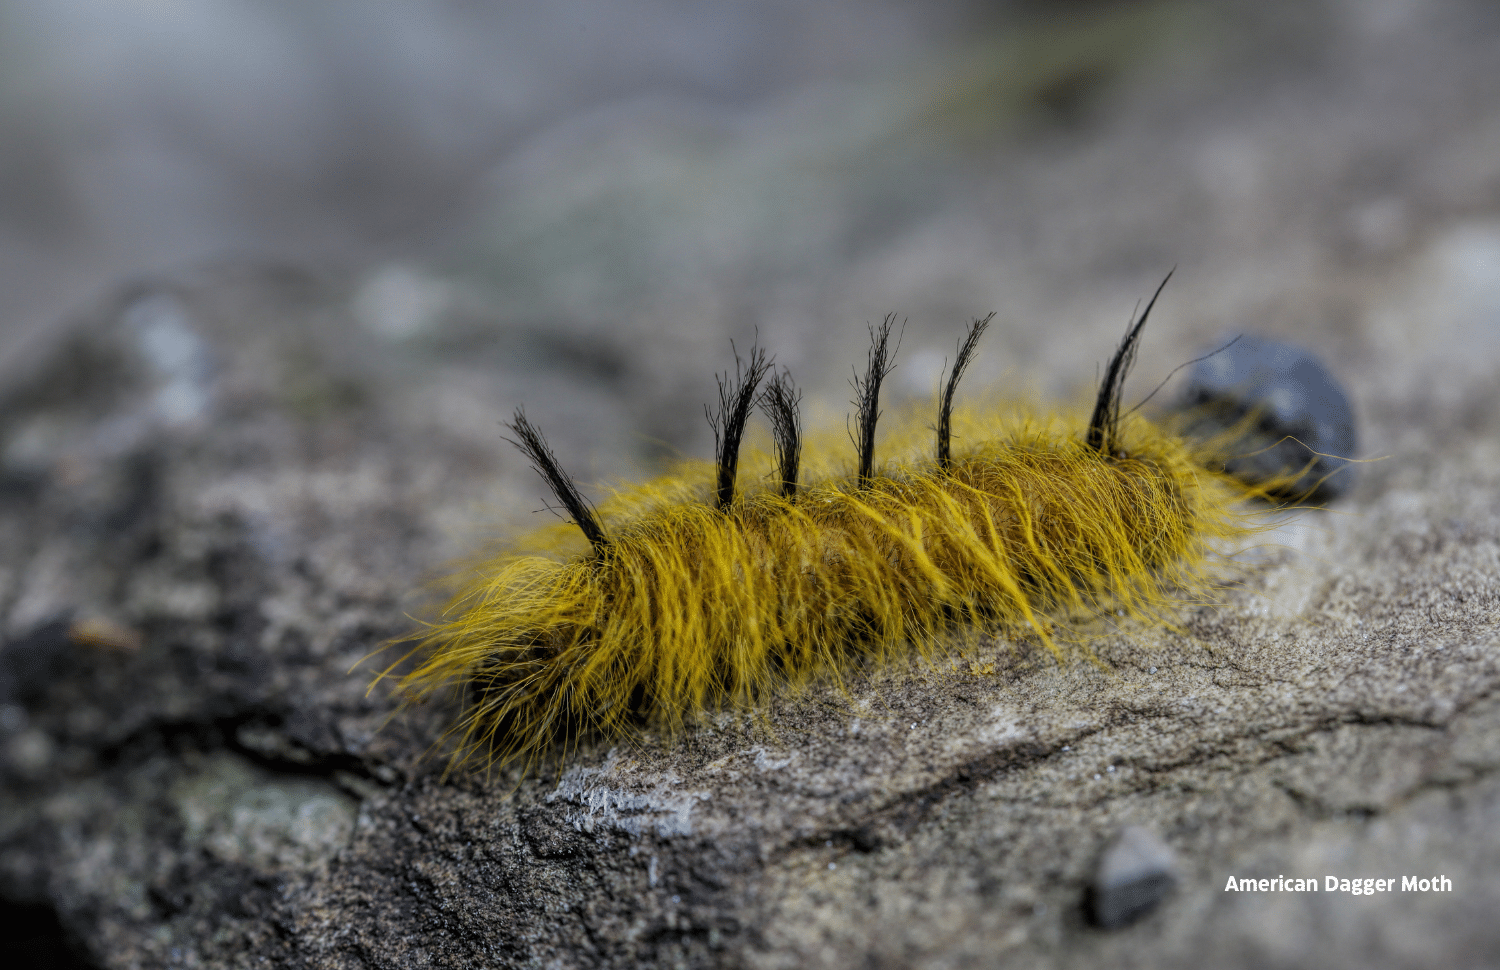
left=383, top=276, right=1293, bottom=770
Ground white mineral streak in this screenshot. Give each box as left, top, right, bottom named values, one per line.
left=548, top=759, right=711, bottom=838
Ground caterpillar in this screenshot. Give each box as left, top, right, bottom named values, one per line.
left=385, top=276, right=1294, bottom=770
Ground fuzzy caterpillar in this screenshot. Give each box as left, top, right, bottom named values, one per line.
left=388, top=277, right=1281, bottom=769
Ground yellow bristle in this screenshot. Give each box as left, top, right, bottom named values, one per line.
left=387, top=401, right=1279, bottom=771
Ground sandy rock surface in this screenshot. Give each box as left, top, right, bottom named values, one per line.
left=2, top=3, right=1499, bottom=967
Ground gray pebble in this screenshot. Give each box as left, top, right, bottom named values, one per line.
left=0, top=616, right=75, bottom=706
left=1176, top=334, right=1357, bottom=502
left=1090, top=826, right=1178, bottom=929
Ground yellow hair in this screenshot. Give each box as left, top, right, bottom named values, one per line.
left=388, top=405, right=1270, bottom=769
left=382, top=283, right=1290, bottom=770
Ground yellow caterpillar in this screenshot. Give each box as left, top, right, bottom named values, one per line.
left=385, top=277, right=1288, bottom=769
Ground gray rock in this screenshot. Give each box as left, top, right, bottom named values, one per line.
left=1091, top=826, right=1179, bottom=929
left=1176, top=335, right=1358, bottom=502
left=0, top=617, right=74, bottom=706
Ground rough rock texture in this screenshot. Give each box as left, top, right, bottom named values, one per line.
left=3, top=2, right=1500, bottom=968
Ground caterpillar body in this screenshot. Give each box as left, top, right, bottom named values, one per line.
left=390, top=277, right=1281, bottom=769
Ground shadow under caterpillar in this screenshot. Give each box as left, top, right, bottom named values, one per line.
left=383, top=275, right=1296, bottom=770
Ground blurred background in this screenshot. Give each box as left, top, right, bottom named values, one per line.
left=0, top=0, right=978, bottom=360
left=1, top=0, right=1498, bottom=479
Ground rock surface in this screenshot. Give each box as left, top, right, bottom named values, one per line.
left=3, top=3, right=1500, bottom=968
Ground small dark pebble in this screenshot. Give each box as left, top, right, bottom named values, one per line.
left=1089, top=826, right=1178, bottom=929
left=850, top=826, right=881, bottom=853
left=0, top=616, right=76, bottom=706
left=1175, top=334, right=1358, bottom=502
